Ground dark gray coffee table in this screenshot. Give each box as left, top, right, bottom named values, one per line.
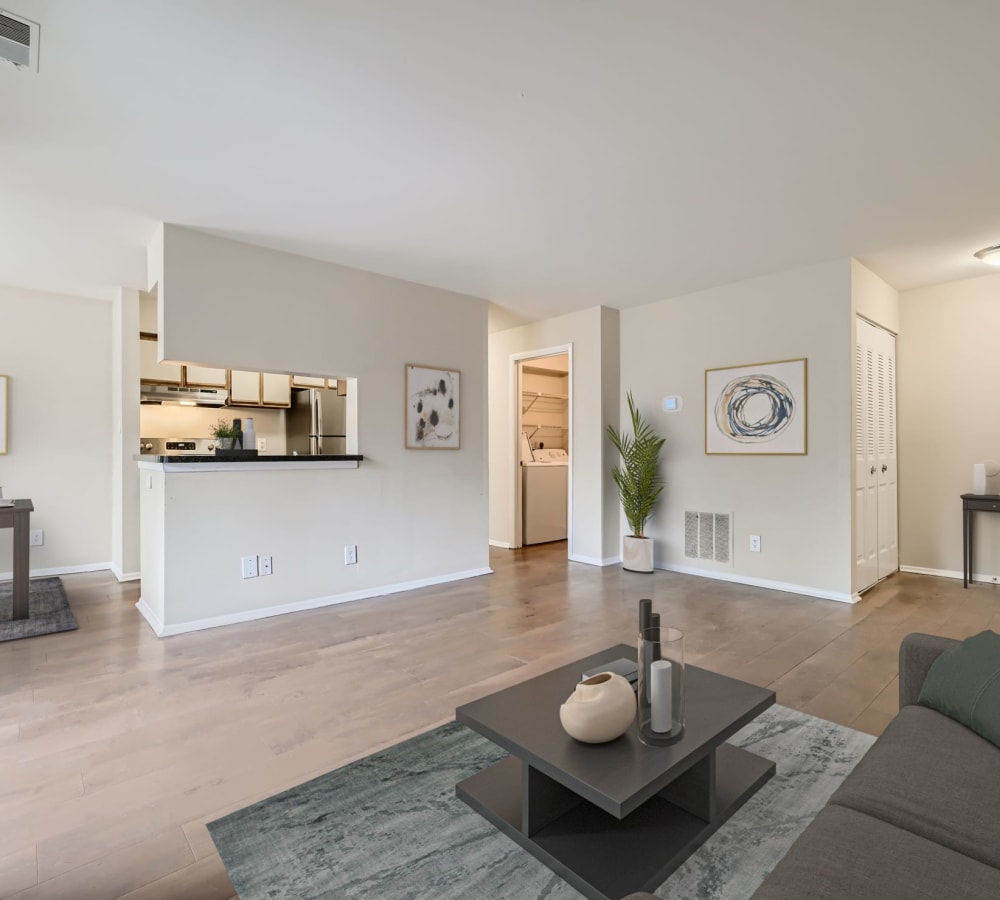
left=455, top=644, right=776, bottom=900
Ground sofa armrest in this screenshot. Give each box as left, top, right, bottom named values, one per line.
left=898, top=633, right=960, bottom=707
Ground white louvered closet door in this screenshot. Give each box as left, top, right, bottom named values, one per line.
left=855, top=317, right=898, bottom=593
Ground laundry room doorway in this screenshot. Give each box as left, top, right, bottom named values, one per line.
left=513, top=346, right=572, bottom=555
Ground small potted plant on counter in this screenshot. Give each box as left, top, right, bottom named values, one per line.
left=608, top=391, right=665, bottom=573
left=210, top=418, right=240, bottom=451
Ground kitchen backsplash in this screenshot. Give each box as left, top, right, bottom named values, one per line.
left=140, top=405, right=288, bottom=454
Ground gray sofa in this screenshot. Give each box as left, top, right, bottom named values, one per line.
left=624, top=632, right=1000, bottom=900
left=750, top=632, right=1000, bottom=899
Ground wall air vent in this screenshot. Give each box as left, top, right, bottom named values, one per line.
left=0, top=9, right=39, bottom=72
left=684, top=511, right=733, bottom=565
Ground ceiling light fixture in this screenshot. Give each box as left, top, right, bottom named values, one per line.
left=974, top=245, right=1000, bottom=266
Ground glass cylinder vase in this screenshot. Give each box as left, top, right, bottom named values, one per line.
left=638, top=625, right=685, bottom=746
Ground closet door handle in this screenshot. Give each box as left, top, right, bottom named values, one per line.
left=882, top=464, right=887, bottom=473
left=870, top=466, right=876, bottom=475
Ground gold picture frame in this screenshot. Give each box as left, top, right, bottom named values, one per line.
left=405, top=364, right=461, bottom=450
left=705, top=358, right=807, bottom=455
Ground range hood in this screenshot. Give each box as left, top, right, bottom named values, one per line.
left=140, top=383, right=228, bottom=406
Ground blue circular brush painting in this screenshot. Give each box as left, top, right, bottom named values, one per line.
left=715, top=374, right=795, bottom=443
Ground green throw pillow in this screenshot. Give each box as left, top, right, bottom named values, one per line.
left=918, top=629, right=1000, bottom=748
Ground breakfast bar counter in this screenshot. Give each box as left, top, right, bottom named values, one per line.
left=137, top=453, right=362, bottom=470
left=137, top=454, right=369, bottom=637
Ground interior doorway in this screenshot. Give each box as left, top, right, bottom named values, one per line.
left=513, top=347, right=572, bottom=554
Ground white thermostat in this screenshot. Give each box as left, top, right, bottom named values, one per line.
left=662, top=396, right=683, bottom=412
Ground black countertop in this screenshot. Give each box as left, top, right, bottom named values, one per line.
left=137, top=454, right=363, bottom=463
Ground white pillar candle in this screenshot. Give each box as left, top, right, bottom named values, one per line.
left=650, top=659, right=673, bottom=733
left=973, top=463, right=987, bottom=495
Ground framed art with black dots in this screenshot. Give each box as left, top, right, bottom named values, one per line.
left=405, top=364, right=460, bottom=449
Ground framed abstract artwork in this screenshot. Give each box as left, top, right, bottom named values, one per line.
left=0, top=374, right=7, bottom=455
left=705, top=358, right=807, bottom=455
left=405, top=364, right=460, bottom=449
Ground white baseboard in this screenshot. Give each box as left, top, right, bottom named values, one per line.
left=899, top=564, right=985, bottom=582
left=656, top=562, right=857, bottom=604
left=136, top=566, right=495, bottom=637
left=568, top=554, right=622, bottom=567
left=110, top=563, right=141, bottom=583
left=136, top=598, right=165, bottom=636
left=489, top=540, right=514, bottom=549
left=0, top=561, right=113, bottom=581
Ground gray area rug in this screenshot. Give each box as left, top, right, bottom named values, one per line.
left=0, top=576, right=77, bottom=641
left=209, top=705, right=875, bottom=899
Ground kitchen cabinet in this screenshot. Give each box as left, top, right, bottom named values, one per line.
left=229, top=370, right=262, bottom=406
left=184, top=365, right=228, bottom=388
left=139, top=335, right=182, bottom=384
left=291, top=375, right=327, bottom=388
left=229, top=370, right=292, bottom=408
left=262, top=372, right=291, bottom=407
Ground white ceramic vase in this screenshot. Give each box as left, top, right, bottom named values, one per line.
left=623, top=535, right=653, bottom=573
left=559, top=672, right=636, bottom=743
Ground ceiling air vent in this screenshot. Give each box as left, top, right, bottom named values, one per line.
left=0, top=9, right=39, bottom=72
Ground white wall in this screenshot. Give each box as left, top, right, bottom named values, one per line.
left=153, top=225, right=490, bottom=601
left=111, top=288, right=141, bottom=580
left=619, top=260, right=854, bottom=600
left=852, top=259, right=900, bottom=333
left=489, top=306, right=620, bottom=564
left=0, top=286, right=113, bottom=578
left=898, top=272, right=1000, bottom=580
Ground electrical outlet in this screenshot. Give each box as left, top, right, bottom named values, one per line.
left=241, top=555, right=258, bottom=579
left=257, top=438, right=267, bottom=451
left=344, top=545, right=358, bottom=565
left=29, top=530, right=43, bottom=547
left=260, top=555, right=273, bottom=576
left=749, top=535, right=761, bottom=553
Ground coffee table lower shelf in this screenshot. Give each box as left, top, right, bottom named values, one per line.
left=456, top=743, right=774, bottom=900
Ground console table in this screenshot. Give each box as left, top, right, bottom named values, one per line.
left=961, top=493, right=1000, bottom=588
left=0, top=499, right=33, bottom=619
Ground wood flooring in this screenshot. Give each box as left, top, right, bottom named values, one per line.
left=1, top=544, right=996, bottom=898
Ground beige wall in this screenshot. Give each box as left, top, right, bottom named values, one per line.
left=111, top=287, right=141, bottom=580
left=139, top=405, right=289, bottom=455
left=153, top=225, right=490, bottom=600
left=852, top=259, right=900, bottom=333
left=0, top=286, right=113, bottom=578
left=619, top=260, right=855, bottom=600
left=489, top=306, right=620, bottom=563
left=898, top=272, right=1000, bottom=580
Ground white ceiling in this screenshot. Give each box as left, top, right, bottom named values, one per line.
left=3, top=1, right=1000, bottom=320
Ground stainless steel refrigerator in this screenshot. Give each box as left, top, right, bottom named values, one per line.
left=285, top=388, right=347, bottom=455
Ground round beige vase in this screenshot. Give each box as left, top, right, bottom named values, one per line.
left=559, top=672, right=637, bottom=743
left=623, top=535, right=654, bottom=573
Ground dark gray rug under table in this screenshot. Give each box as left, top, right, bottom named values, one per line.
left=209, top=705, right=875, bottom=899
left=0, top=576, right=77, bottom=641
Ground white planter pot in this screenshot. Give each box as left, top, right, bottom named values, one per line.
left=623, top=535, right=653, bottom=573
left=559, top=672, right=636, bottom=743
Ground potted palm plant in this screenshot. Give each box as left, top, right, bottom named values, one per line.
left=607, top=392, right=665, bottom=573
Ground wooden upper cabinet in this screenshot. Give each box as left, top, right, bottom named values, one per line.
left=228, top=370, right=262, bottom=406
left=262, top=373, right=291, bottom=407
left=139, top=336, right=182, bottom=384
left=291, top=375, right=326, bottom=388
left=184, top=365, right=228, bottom=388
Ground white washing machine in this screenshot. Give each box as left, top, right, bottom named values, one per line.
left=522, top=447, right=568, bottom=544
